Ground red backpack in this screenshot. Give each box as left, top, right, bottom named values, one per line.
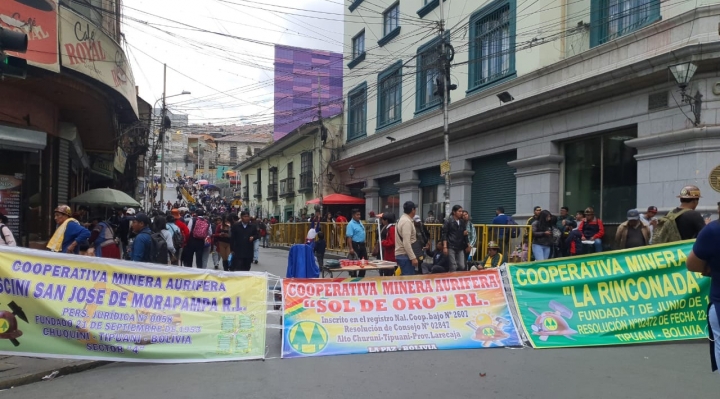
left=192, top=217, right=210, bottom=239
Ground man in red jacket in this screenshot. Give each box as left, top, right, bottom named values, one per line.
left=576, top=207, right=605, bottom=253
left=171, top=209, right=190, bottom=265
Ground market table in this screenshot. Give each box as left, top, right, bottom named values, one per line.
left=321, top=263, right=396, bottom=278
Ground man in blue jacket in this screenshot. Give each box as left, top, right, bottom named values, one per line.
left=131, top=213, right=153, bottom=262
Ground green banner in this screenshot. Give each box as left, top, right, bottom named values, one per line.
left=507, top=241, right=710, bottom=348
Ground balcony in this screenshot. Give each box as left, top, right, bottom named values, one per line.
left=267, top=183, right=278, bottom=200
left=241, top=186, right=249, bottom=201
left=253, top=181, right=262, bottom=199
left=298, top=171, right=313, bottom=193
left=279, top=177, right=295, bottom=198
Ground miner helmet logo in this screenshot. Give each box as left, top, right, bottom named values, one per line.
left=677, top=185, right=701, bottom=199
left=543, top=317, right=559, bottom=331
left=288, top=321, right=328, bottom=355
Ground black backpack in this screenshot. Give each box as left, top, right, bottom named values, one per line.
left=142, top=232, right=168, bottom=264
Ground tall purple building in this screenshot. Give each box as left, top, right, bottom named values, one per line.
left=274, top=45, right=343, bottom=141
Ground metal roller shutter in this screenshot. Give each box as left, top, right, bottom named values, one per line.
left=57, top=139, right=70, bottom=206
left=418, top=167, right=444, bottom=188
left=377, top=175, right=400, bottom=197
left=471, top=151, right=517, bottom=224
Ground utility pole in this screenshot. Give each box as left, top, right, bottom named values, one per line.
left=159, top=63, right=167, bottom=208
left=439, top=3, right=451, bottom=219
left=317, top=74, right=324, bottom=218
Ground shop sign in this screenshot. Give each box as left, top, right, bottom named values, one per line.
left=0, top=0, right=60, bottom=72
left=90, top=153, right=113, bottom=179
left=58, top=7, right=138, bottom=116
left=114, top=147, right=127, bottom=173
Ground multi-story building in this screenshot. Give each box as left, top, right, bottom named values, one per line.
left=0, top=0, right=145, bottom=245
left=339, top=0, right=720, bottom=225
left=237, top=114, right=343, bottom=220
left=274, top=45, right=343, bottom=141
left=215, top=129, right=274, bottom=167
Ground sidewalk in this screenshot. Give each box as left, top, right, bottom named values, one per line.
left=0, top=356, right=107, bottom=390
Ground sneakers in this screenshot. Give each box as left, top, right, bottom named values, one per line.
left=253, top=260, right=258, bottom=264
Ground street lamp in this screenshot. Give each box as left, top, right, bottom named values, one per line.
left=668, top=62, right=702, bottom=126
left=348, top=165, right=355, bottom=178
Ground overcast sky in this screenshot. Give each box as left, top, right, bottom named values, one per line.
left=123, top=0, right=344, bottom=125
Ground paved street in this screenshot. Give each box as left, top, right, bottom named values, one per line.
left=2, top=247, right=718, bottom=398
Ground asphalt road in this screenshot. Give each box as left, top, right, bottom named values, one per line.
left=3, top=248, right=718, bottom=398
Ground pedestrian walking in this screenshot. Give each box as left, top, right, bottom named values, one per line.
left=654, top=185, right=705, bottom=243
left=130, top=213, right=154, bottom=263
left=230, top=211, right=259, bottom=271
left=686, top=219, right=719, bottom=374
left=184, top=209, right=211, bottom=268
left=153, top=215, right=176, bottom=265
left=87, top=217, right=121, bottom=259
left=395, top=202, right=419, bottom=276
left=441, top=205, right=469, bottom=272
left=615, top=209, right=651, bottom=249
left=531, top=210, right=554, bottom=261
left=346, top=209, right=367, bottom=277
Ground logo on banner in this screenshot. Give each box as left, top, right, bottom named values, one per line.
left=288, top=321, right=328, bottom=355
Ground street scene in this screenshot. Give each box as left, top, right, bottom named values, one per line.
left=2, top=0, right=720, bottom=397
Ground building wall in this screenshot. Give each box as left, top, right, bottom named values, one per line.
left=240, top=115, right=343, bottom=220
left=216, top=141, right=266, bottom=166
left=338, top=3, right=720, bottom=227
left=274, top=45, right=343, bottom=141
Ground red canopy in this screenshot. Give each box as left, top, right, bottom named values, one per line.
left=306, top=194, right=365, bottom=205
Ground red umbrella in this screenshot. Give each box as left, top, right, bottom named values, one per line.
left=306, top=193, right=365, bottom=205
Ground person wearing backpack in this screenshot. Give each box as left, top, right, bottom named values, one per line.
left=184, top=209, right=211, bottom=268
left=87, top=217, right=120, bottom=259
left=653, top=185, right=706, bottom=243
left=130, top=213, right=154, bottom=263
left=153, top=216, right=176, bottom=265
left=0, top=214, right=17, bottom=247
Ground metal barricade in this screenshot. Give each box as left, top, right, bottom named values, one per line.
left=269, top=222, right=533, bottom=262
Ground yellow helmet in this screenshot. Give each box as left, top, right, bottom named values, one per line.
left=678, top=185, right=702, bottom=199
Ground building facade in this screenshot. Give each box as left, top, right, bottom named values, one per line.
left=237, top=114, right=344, bottom=221
left=274, top=45, right=343, bottom=141
left=215, top=130, right=273, bottom=167
left=0, top=1, right=143, bottom=245
left=339, top=0, right=720, bottom=226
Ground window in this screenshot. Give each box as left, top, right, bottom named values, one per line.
left=591, top=0, right=660, bottom=47
left=377, top=61, right=403, bottom=129
left=287, top=162, right=293, bottom=178
left=415, top=37, right=443, bottom=114
left=348, top=0, right=364, bottom=12
left=563, top=128, right=637, bottom=223
left=301, top=152, right=312, bottom=174
left=383, top=3, right=399, bottom=36
left=229, top=146, right=237, bottom=162
left=468, top=1, right=516, bottom=93
left=347, top=82, right=367, bottom=141
left=348, top=30, right=366, bottom=69
left=417, top=0, right=444, bottom=18
left=300, top=152, right=313, bottom=191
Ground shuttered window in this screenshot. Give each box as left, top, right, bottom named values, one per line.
left=418, top=167, right=443, bottom=188
left=377, top=175, right=400, bottom=197
left=471, top=151, right=516, bottom=224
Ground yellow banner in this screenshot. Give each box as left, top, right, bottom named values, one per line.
left=0, top=247, right=267, bottom=363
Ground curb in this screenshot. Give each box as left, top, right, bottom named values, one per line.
left=0, top=361, right=110, bottom=390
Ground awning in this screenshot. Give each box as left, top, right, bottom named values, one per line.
left=306, top=193, right=365, bottom=205
left=0, top=124, right=47, bottom=152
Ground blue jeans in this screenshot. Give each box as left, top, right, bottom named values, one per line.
left=532, top=244, right=551, bottom=261
left=710, top=304, right=720, bottom=373
left=592, top=239, right=603, bottom=253
left=396, top=255, right=416, bottom=276
left=253, top=239, right=260, bottom=262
